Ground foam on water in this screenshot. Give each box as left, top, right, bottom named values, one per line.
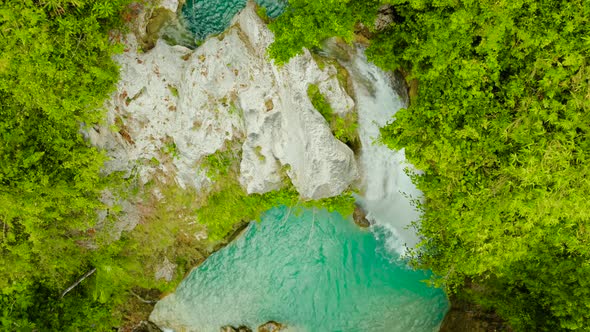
left=347, top=51, right=422, bottom=255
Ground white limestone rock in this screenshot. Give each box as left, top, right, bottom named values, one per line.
left=232, top=3, right=358, bottom=199
left=159, top=0, right=179, bottom=13
left=90, top=1, right=358, bottom=200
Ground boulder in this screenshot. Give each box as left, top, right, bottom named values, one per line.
left=375, top=4, right=395, bottom=31
left=257, top=321, right=285, bottom=332
left=353, top=204, right=371, bottom=228
left=220, top=326, right=252, bottom=332
left=132, top=320, right=163, bottom=332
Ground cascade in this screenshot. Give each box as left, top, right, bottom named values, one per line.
left=348, top=51, right=422, bottom=254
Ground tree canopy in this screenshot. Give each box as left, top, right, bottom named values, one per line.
left=0, top=0, right=131, bottom=329
left=268, top=0, right=590, bottom=330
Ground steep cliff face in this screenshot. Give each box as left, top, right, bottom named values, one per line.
left=89, top=1, right=357, bottom=200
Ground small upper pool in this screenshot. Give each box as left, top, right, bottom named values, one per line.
left=181, top=0, right=286, bottom=40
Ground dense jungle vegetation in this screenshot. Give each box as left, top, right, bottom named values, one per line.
left=1, top=0, right=588, bottom=330
left=0, top=0, right=140, bottom=329
left=268, top=0, right=590, bottom=330
left=0, top=2, right=356, bottom=329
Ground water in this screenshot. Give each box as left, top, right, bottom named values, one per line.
left=347, top=51, right=423, bottom=255
left=152, top=207, right=448, bottom=331
left=181, top=0, right=286, bottom=40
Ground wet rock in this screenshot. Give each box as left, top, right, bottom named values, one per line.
left=257, top=321, right=285, bottom=332
left=221, top=326, right=252, bottom=332
left=353, top=204, right=371, bottom=228
left=133, top=320, right=163, bottom=332
left=92, top=2, right=358, bottom=200
left=385, top=70, right=410, bottom=107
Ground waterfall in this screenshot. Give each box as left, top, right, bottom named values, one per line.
left=348, top=51, right=422, bottom=255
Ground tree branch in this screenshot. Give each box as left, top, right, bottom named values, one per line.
left=60, top=267, right=97, bottom=299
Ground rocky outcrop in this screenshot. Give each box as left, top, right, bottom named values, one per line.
left=385, top=70, right=409, bottom=107
left=439, top=295, right=513, bottom=332
left=257, top=321, right=285, bottom=332
left=90, top=1, right=358, bottom=200
left=159, top=0, right=179, bottom=13
left=154, top=257, right=176, bottom=282
left=374, top=4, right=395, bottom=31
left=352, top=204, right=371, bottom=228
left=221, top=325, right=252, bottom=332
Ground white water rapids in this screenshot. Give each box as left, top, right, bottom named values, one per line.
left=347, top=51, right=422, bottom=255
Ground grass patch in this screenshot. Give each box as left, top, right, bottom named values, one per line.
left=197, top=138, right=356, bottom=240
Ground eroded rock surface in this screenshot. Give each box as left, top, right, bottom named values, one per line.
left=220, top=325, right=252, bottom=332
left=90, top=1, right=358, bottom=200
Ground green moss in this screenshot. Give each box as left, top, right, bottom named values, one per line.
left=307, top=83, right=360, bottom=149
left=254, top=146, right=266, bottom=161
left=161, top=138, right=179, bottom=158
left=167, top=85, right=179, bottom=98
left=307, top=83, right=333, bottom=119
left=149, top=157, right=160, bottom=167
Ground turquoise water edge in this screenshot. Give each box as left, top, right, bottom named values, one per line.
left=167, top=207, right=448, bottom=331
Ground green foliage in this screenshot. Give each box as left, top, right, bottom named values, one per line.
left=307, top=83, right=359, bottom=146
left=197, top=179, right=356, bottom=241
left=367, top=0, right=590, bottom=330
left=167, top=84, right=180, bottom=97
left=201, top=144, right=242, bottom=181
left=298, top=192, right=356, bottom=217
left=307, top=83, right=333, bottom=119
left=255, top=3, right=271, bottom=24
left=1, top=283, right=118, bottom=331
left=267, top=0, right=381, bottom=64
left=0, top=0, right=132, bottom=329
